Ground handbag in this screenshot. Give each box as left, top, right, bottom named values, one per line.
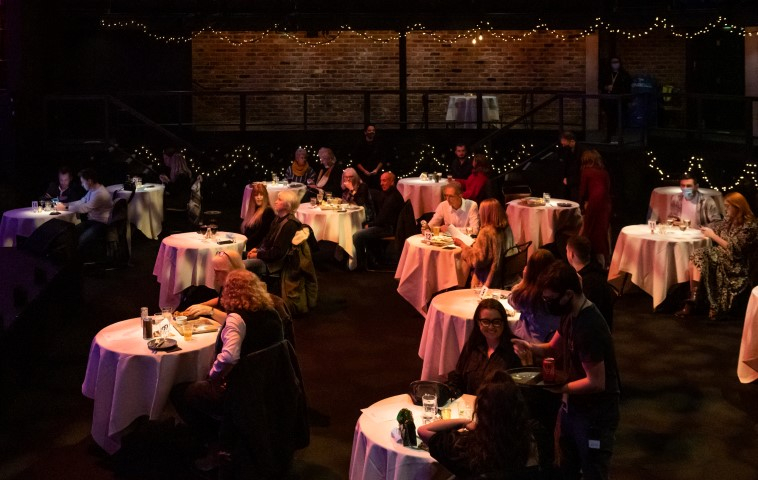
left=408, top=380, right=461, bottom=407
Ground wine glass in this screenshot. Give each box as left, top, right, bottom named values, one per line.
left=316, top=192, right=324, bottom=204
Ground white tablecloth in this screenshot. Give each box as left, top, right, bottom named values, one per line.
left=350, top=393, right=475, bottom=480
left=738, top=287, right=758, bottom=383
left=419, top=288, right=518, bottom=381
left=240, top=182, right=307, bottom=219
left=445, top=95, right=500, bottom=127
left=107, top=183, right=165, bottom=240
left=81, top=318, right=216, bottom=454
left=607, top=224, right=710, bottom=309
left=0, top=207, right=79, bottom=247
left=397, top=177, right=449, bottom=219
left=647, top=186, right=724, bottom=221
left=295, top=203, right=365, bottom=270
left=506, top=198, right=581, bottom=255
left=152, top=231, right=247, bottom=308
left=395, top=234, right=471, bottom=316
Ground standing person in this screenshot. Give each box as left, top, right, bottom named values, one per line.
left=311, top=147, right=343, bottom=199
left=241, top=183, right=275, bottom=253
left=55, top=168, right=113, bottom=261
left=677, top=192, right=758, bottom=320
left=566, top=235, right=616, bottom=330
left=448, top=142, right=473, bottom=181
left=454, top=198, right=514, bottom=288
left=460, top=154, right=492, bottom=204
left=353, top=124, right=384, bottom=189
left=655, top=172, right=722, bottom=227
left=284, top=147, right=316, bottom=186
left=512, top=262, right=620, bottom=480
left=352, top=171, right=405, bottom=270
left=428, top=181, right=480, bottom=234
left=559, top=131, right=586, bottom=202
left=44, top=166, right=85, bottom=203
left=579, top=149, right=612, bottom=268
left=159, top=147, right=193, bottom=209
left=600, top=56, right=632, bottom=143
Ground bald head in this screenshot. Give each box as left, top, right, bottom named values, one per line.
left=380, top=172, right=396, bottom=191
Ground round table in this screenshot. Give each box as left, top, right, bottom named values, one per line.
left=350, top=393, right=475, bottom=480
left=294, top=203, right=365, bottom=271
left=607, top=224, right=710, bottom=309
left=738, top=287, right=758, bottom=383
left=506, top=198, right=581, bottom=255
left=81, top=318, right=217, bottom=454
left=240, top=182, right=307, bottom=219
left=394, top=234, right=471, bottom=316
left=647, top=186, right=725, bottom=222
left=419, top=288, right=518, bottom=381
left=0, top=207, right=79, bottom=247
left=152, top=231, right=247, bottom=308
left=397, top=177, right=449, bottom=219
left=107, top=183, right=165, bottom=240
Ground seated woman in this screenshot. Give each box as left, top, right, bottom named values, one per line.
left=242, top=182, right=275, bottom=253
left=171, top=269, right=283, bottom=467
left=460, top=153, right=491, bottom=203
left=310, top=147, right=343, bottom=199
left=419, top=371, right=541, bottom=479
left=245, top=189, right=302, bottom=277
left=454, top=198, right=514, bottom=288
left=181, top=250, right=246, bottom=324
left=341, top=167, right=370, bottom=206
left=678, top=192, right=758, bottom=320
left=446, top=299, right=527, bottom=396
left=509, top=249, right=560, bottom=343
left=285, top=147, right=316, bottom=186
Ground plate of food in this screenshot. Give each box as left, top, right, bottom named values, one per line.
left=522, top=197, right=546, bottom=207
left=556, top=202, right=574, bottom=208
left=147, top=338, right=178, bottom=351
left=507, top=367, right=566, bottom=388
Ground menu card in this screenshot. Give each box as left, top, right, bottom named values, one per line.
left=447, top=225, right=475, bottom=247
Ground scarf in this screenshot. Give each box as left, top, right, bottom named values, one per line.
left=291, top=161, right=309, bottom=177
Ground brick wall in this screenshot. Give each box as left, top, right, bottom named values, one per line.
left=617, top=30, right=687, bottom=91
left=192, top=29, right=589, bottom=130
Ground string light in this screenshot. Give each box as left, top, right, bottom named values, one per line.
left=646, top=151, right=758, bottom=192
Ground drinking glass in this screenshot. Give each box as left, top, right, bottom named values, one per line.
left=684, top=219, right=691, bottom=229
left=160, top=307, right=174, bottom=322
left=316, top=192, right=324, bottom=204
left=325, top=192, right=333, bottom=202
left=210, top=224, right=219, bottom=235
left=31, top=201, right=38, bottom=212
left=431, top=225, right=440, bottom=236
left=543, top=192, right=551, bottom=205
left=182, top=323, right=193, bottom=341
left=310, top=197, right=318, bottom=207
left=648, top=220, right=657, bottom=234
left=679, top=223, right=687, bottom=232
left=422, top=393, right=437, bottom=425
left=272, top=173, right=279, bottom=183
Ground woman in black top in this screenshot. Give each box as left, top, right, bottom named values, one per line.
left=245, top=189, right=302, bottom=277
left=242, top=182, right=276, bottom=252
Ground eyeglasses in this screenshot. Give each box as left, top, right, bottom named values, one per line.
left=479, top=318, right=504, bottom=328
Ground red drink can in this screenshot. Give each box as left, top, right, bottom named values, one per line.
left=542, top=357, right=556, bottom=383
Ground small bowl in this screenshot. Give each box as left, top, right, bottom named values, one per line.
left=174, top=315, right=188, bottom=324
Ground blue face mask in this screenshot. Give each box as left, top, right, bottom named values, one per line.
left=682, top=187, right=695, bottom=199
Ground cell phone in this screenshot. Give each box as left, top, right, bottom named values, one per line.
left=216, top=240, right=233, bottom=245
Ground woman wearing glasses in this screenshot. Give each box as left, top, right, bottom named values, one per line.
left=446, top=298, right=528, bottom=395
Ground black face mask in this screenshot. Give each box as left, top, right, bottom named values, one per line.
left=544, top=293, right=572, bottom=316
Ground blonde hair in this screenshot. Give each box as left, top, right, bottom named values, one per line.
left=242, top=182, right=271, bottom=229
left=581, top=149, right=605, bottom=169
left=220, top=269, right=273, bottom=313
left=212, top=250, right=245, bottom=272
left=318, top=147, right=336, bottom=166
left=277, top=189, right=300, bottom=213
left=463, top=199, right=510, bottom=279
left=342, top=167, right=362, bottom=185
left=479, top=198, right=507, bottom=229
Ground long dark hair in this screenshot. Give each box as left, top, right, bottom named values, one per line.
left=509, top=249, right=556, bottom=312
left=466, top=370, right=533, bottom=474
left=467, top=299, right=517, bottom=349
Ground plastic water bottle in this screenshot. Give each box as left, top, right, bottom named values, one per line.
left=141, top=307, right=152, bottom=339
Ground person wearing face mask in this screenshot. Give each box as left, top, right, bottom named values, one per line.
left=664, top=173, right=722, bottom=228
left=241, top=182, right=275, bottom=252
left=599, top=56, right=631, bottom=144
left=512, top=261, right=620, bottom=480
left=353, top=124, right=384, bottom=189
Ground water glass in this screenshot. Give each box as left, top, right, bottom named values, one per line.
left=648, top=220, right=657, bottom=234
left=182, top=323, right=193, bottom=341
left=325, top=192, right=333, bottom=201
left=422, top=393, right=437, bottom=425
left=310, top=197, right=318, bottom=207
left=543, top=192, right=551, bottom=205
left=272, top=173, right=279, bottom=183
left=684, top=219, right=691, bottom=229
left=31, top=201, right=38, bottom=212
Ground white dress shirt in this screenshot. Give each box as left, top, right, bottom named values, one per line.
left=428, top=198, right=480, bottom=234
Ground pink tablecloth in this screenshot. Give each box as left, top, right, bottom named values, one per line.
left=607, top=224, right=710, bottom=309
left=647, top=186, right=724, bottom=222
left=295, top=203, right=365, bottom=270
left=107, top=183, right=165, bottom=240
left=394, top=234, right=470, bottom=316
left=738, top=287, right=758, bottom=383
left=396, top=177, right=449, bottom=219
left=350, top=393, right=474, bottom=480
left=0, top=207, right=78, bottom=247
left=419, top=289, right=517, bottom=381
left=82, top=318, right=216, bottom=454
left=240, top=182, right=307, bottom=219
left=152, top=231, right=247, bottom=308
left=506, top=198, right=581, bottom=255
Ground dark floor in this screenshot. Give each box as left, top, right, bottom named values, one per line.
left=2, top=181, right=758, bottom=480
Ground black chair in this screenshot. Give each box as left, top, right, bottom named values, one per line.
left=499, top=241, right=532, bottom=289
left=219, top=340, right=309, bottom=479
left=367, top=199, right=416, bottom=272
left=106, top=198, right=131, bottom=266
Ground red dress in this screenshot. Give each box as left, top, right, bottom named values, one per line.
left=579, top=167, right=612, bottom=257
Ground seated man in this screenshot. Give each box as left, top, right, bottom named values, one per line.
left=55, top=168, right=113, bottom=262
left=353, top=171, right=404, bottom=270
left=44, top=166, right=85, bottom=203
left=654, top=172, right=722, bottom=228
left=245, top=189, right=302, bottom=277
left=566, top=235, right=615, bottom=330
left=448, top=143, right=472, bottom=180
left=428, top=181, right=480, bottom=234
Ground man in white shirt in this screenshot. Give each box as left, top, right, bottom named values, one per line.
left=428, top=181, right=480, bottom=234
left=663, top=173, right=722, bottom=228
left=56, top=167, right=113, bottom=261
